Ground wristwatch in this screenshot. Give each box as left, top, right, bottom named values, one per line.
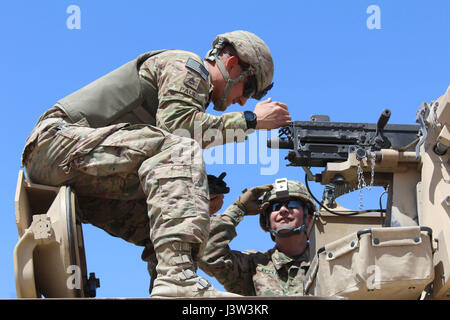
left=243, top=111, right=257, bottom=129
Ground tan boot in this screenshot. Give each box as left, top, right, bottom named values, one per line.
left=150, top=241, right=240, bottom=298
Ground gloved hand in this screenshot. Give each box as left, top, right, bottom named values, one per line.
left=235, top=184, right=273, bottom=215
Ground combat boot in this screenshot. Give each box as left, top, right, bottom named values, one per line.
left=150, top=241, right=240, bottom=298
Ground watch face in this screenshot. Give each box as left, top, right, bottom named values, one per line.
left=244, top=111, right=257, bottom=129
left=245, top=111, right=256, bottom=121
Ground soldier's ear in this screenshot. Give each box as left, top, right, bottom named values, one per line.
left=224, top=55, right=239, bottom=71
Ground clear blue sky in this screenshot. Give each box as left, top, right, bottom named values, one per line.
left=1, top=0, right=448, bottom=298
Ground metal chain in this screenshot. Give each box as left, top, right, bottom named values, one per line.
left=367, top=152, right=375, bottom=191
left=357, top=159, right=365, bottom=209
left=357, top=152, right=376, bottom=209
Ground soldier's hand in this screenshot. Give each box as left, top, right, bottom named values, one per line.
left=253, top=98, right=291, bottom=130
left=235, top=184, right=273, bottom=215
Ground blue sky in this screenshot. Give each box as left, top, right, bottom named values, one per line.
left=1, top=0, right=448, bottom=298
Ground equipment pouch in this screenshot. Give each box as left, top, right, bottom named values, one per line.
left=304, top=226, right=435, bottom=299
left=154, top=165, right=208, bottom=219
left=58, top=123, right=129, bottom=174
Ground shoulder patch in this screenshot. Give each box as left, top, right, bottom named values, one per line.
left=186, top=58, right=209, bottom=81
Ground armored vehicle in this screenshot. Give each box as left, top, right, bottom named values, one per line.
left=13, top=86, right=449, bottom=299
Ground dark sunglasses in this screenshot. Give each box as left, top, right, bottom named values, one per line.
left=243, top=79, right=274, bottom=100
left=243, top=76, right=256, bottom=98
left=268, top=199, right=303, bottom=213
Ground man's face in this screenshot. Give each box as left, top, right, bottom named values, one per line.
left=269, top=198, right=305, bottom=233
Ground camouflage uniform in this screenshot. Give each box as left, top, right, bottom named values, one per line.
left=199, top=204, right=310, bottom=296
left=21, top=49, right=248, bottom=296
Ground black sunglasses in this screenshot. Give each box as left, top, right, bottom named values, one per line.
left=268, top=199, right=303, bottom=213
left=243, top=76, right=256, bottom=98
left=243, top=79, right=274, bottom=100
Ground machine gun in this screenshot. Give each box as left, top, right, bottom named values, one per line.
left=267, top=109, right=421, bottom=207
left=267, top=109, right=420, bottom=168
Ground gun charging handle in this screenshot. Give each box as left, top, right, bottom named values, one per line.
left=377, top=109, right=391, bottom=131
left=373, top=109, right=392, bottom=149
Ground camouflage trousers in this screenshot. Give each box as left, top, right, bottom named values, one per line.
left=22, top=107, right=211, bottom=254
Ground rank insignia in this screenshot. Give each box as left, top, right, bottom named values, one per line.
left=184, top=72, right=201, bottom=90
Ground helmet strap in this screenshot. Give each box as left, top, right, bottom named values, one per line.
left=270, top=223, right=307, bottom=239
left=206, top=45, right=250, bottom=111
left=213, top=55, right=249, bottom=111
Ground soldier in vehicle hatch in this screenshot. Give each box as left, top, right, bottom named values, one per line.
left=199, top=178, right=317, bottom=296
left=21, top=30, right=290, bottom=297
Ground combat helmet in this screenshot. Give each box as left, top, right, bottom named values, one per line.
left=205, top=30, right=274, bottom=111
left=260, top=178, right=317, bottom=240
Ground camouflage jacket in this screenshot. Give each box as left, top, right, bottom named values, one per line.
left=54, top=50, right=248, bottom=148
left=140, top=50, right=248, bottom=148
left=199, top=204, right=310, bottom=296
